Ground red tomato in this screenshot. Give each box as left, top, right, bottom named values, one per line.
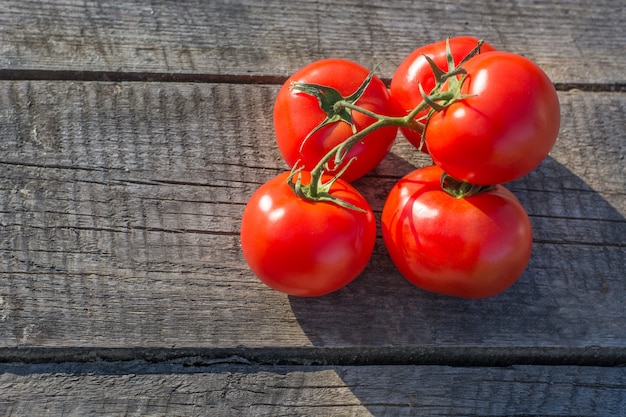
left=273, top=59, right=399, bottom=182
left=381, top=165, right=532, bottom=299
left=425, top=51, right=560, bottom=185
left=390, top=36, right=497, bottom=151
left=240, top=171, right=376, bottom=296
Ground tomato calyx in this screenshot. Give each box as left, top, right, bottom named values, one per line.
left=287, top=160, right=367, bottom=212
left=426, top=39, right=485, bottom=87
left=440, top=172, right=496, bottom=199
left=405, top=39, right=485, bottom=150
left=290, top=66, right=378, bottom=148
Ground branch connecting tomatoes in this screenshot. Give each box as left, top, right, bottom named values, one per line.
left=241, top=36, right=560, bottom=298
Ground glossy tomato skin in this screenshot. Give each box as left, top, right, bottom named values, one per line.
left=381, top=165, right=532, bottom=299
left=274, top=59, right=400, bottom=183
left=390, top=36, right=497, bottom=151
left=425, top=51, right=560, bottom=185
left=240, top=172, right=376, bottom=297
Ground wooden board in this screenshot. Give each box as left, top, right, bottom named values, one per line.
left=0, top=0, right=625, bottom=85
left=1, top=1, right=625, bottom=415
left=1, top=82, right=624, bottom=356
left=1, top=364, right=625, bottom=416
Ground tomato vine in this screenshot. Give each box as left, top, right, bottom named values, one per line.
left=241, top=36, right=560, bottom=298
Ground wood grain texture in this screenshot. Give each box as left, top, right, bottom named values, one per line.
left=1, top=363, right=624, bottom=417
left=1, top=0, right=625, bottom=85
left=1, top=81, right=624, bottom=354
left=2, top=1, right=625, bottom=415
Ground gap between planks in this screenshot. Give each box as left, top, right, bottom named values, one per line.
left=1, top=346, right=624, bottom=368
left=0, top=69, right=625, bottom=92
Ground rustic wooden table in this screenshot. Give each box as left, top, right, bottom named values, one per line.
left=1, top=0, right=625, bottom=415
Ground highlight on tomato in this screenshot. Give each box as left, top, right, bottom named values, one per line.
left=240, top=171, right=377, bottom=297
left=381, top=165, right=533, bottom=299
left=390, top=36, right=497, bottom=151
left=273, top=58, right=400, bottom=183
left=424, top=50, right=561, bottom=185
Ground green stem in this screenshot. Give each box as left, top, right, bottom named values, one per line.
left=334, top=101, right=392, bottom=121
left=304, top=91, right=457, bottom=196
left=337, top=88, right=456, bottom=134
left=336, top=100, right=429, bottom=131
left=308, top=116, right=396, bottom=182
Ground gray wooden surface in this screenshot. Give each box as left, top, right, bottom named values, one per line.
left=1, top=0, right=625, bottom=416
left=1, top=0, right=625, bottom=85
left=1, top=363, right=624, bottom=416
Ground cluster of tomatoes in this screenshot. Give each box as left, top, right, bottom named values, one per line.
left=240, top=36, right=560, bottom=299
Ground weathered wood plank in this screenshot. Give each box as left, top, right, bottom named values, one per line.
left=0, top=363, right=624, bottom=417
left=0, top=0, right=625, bottom=84
left=1, top=1, right=622, bottom=413
left=0, top=81, right=624, bottom=352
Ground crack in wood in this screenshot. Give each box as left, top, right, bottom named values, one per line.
left=0, top=346, right=624, bottom=368
left=0, top=69, right=624, bottom=92
left=0, top=69, right=287, bottom=85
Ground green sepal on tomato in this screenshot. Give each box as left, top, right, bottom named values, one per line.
left=424, top=51, right=561, bottom=185
left=240, top=171, right=376, bottom=297
left=390, top=36, right=497, bottom=152
left=381, top=165, right=533, bottom=299
left=273, top=58, right=401, bottom=183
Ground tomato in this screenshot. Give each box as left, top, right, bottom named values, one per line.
left=273, top=59, right=399, bottom=183
left=240, top=171, right=376, bottom=296
left=425, top=51, right=560, bottom=185
left=381, top=165, right=532, bottom=299
left=390, top=36, right=497, bottom=151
